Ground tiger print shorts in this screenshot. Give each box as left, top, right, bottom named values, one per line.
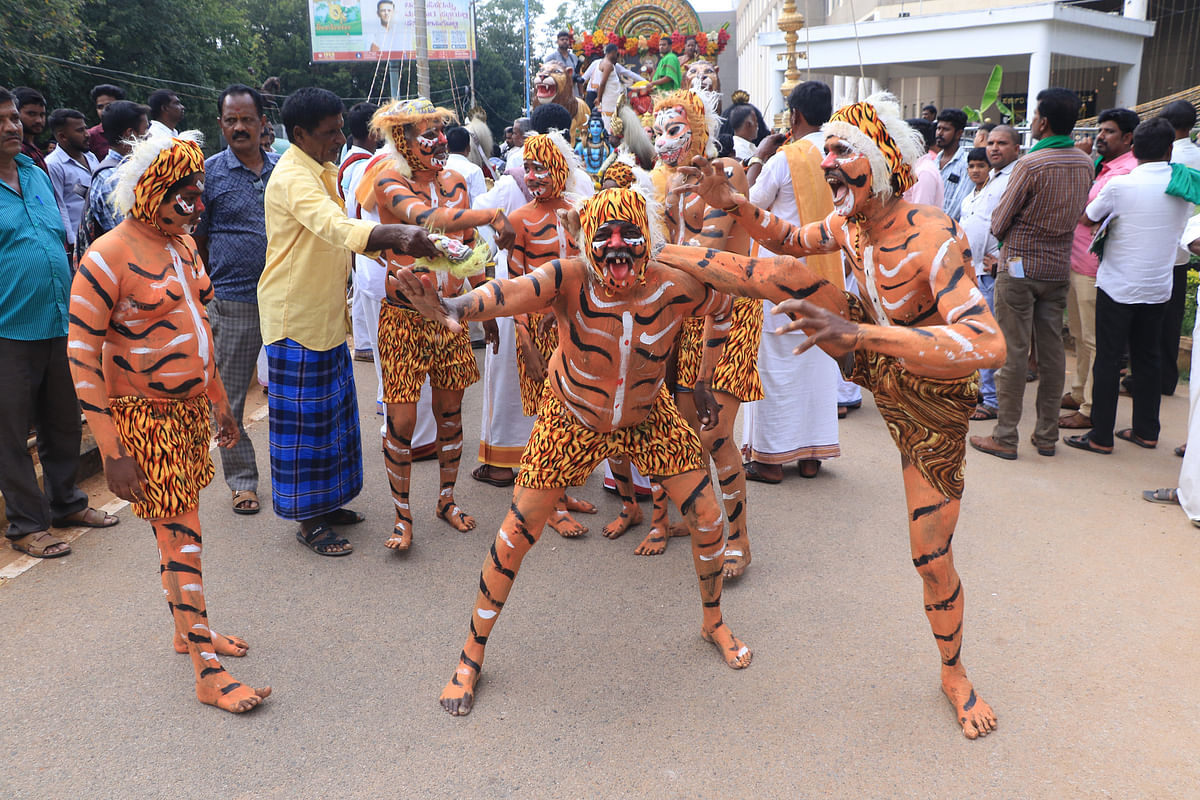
left=674, top=296, right=764, bottom=402
left=515, top=311, right=559, bottom=417
left=109, top=394, right=215, bottom=520
left=845, top=294, right=978, bottom=500
left=517, top=386, right=705, bottom=489
left=378, top=303, right=480, bottom=404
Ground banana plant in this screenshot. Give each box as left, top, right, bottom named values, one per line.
left=962, top=65, right=1014, bottom=123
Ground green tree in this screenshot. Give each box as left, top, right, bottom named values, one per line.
left=0, top=0, right=96, bottom=107
left=472, top=0, right=544, bottom=139
left=538, top=0, right=605, bottom=56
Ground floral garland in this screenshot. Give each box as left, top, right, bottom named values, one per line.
left=567, top=24, right=730, bottom=59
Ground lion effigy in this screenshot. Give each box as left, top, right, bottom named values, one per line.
left=533, top=61, right=591, bottom=144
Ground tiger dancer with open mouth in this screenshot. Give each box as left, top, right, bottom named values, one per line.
left=660, top=92, right=1003, bottom=739
left=393, top=187, right=753, bottom=717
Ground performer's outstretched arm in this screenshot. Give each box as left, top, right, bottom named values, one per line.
left=391, top=260, right=569, bottom=331
left=657, top=243, right=849, bottom=318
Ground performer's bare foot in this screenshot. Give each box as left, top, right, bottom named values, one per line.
left=563, top=495, right=597, bottom=514
left=548, top=508, right=588, bottom=538
left=602, top=502, right=642, bottom=538
left=175, top=631, right=247, bottom=657
left=722, top=544, right=751, bottom=579
left=941, top=667, right=996, bottom=739
left=386, top=519, right=413, bottom=551
left=701, top=621, right=753, bottom=668
left=633, top=523, right=669, bottom=555
left=437, top=501, right=476, bottom=532
left=196, top=677, right=271, bottom=714
left=440, top=658, right=479, bottom=716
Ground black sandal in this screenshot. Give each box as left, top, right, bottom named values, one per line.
left=296, top=524, right=353, bottom=556
left=325, top=508, right=366, bottom=526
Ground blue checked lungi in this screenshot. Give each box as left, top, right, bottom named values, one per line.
left=265, top=339, right=363, bottom=520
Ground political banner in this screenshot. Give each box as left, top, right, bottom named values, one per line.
left=308, top=0, right=476, bottom=62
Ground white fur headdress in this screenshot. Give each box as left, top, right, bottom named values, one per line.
left=111, top=129, right=204, bottom=216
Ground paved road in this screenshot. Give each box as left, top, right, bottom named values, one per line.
left=2, top=354, right=1198, bottom=798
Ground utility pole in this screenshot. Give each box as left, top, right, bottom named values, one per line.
left=415, top=0, right=431, bottom=98
left=523, top=0, right=531, bottom=114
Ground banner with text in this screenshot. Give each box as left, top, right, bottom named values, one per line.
left=309, top=0, right=476, bottom=62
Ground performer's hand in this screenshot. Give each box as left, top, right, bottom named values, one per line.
left=389, top=267, right=464, bottom=333
left=516, top=326, right=548, bottom=384
left=1074, top=135, right=1094, bottom=155
left=492, top=213, right=516, bottom=252
left=482, top=319, right=500, bottom=354
left=215, top=405, right=240, bottom=449
left=679, top=155, right=741, bottom=212
left=693, top=379, right=721, bottom=431
left=772, top=299, right=861, bottom=358
left=537, top=311, right=557, bottom=338
left=106, top=455, right=149, bottom=504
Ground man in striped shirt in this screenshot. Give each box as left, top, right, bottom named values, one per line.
left=970, top=88, right=1093, bottom=460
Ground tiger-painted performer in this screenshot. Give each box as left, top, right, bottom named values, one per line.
left=67, top=132, right=270, bottom=713
left=393, top=187, right=753, bottom=716
left=660, top=92, right=1003, bottom=739
left=507, top=131, right=600, bottom=538
left=606, top=88, right=760, bottom=579
left=362, top=97, right=514, bottom=552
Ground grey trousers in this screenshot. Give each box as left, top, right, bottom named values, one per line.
left=0, top=337, right=87, bottom=537
left=991, top=271, right=1069, bottom=450
left=208, top=298, right=262, bottom=493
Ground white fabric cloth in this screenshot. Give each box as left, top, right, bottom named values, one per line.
left=838, top=271, right=863, bottom=406
left=148, top=120, right=177, bottom=139
left=959, top=160, right=1013, bottom=274
left=1176, top=281, right=1200, bottom=523
left=1087, top=161, right=1194, bottom=305
left=1171, top=138, right=1200, bottom=264
left=743, top=150, right=841, bottom=461
left=582, top=59, right=638, bottom=115
left=445, top=153, right=486, bottom=202
left=473, top=178, right=536, bottom=463
left=733, top=136, right=755, bottom=162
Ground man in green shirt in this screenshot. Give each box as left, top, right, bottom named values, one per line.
left=649, top=36, right=681, bottom=92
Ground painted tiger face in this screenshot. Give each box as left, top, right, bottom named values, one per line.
left=590, top=220, right=647, bottom=294
left=521, top=133, right=568, bottom=198
left=578, top=188, right=651, bottom=295
left=653, top=106, right=692, bottom=167
left=406, top=120, right=448, bottom=170
left=155, top=173, right=205, bottom=237
left=821, top=135, right=873, bottom=218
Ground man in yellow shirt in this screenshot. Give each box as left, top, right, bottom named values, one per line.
left=259, top=87, right=439, bottom=556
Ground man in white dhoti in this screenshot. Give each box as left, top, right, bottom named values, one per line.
left=738, top=81, right=843, bottom=483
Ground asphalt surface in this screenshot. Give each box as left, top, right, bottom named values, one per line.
left=2, top=353, right=1198, bottom=799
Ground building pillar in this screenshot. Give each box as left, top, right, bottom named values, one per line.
left=1026, top=41, right=1051, bottom=125
left=833, top=75, right=848, bottom=107
left=1123, top=0, right=1148, bottom=20
left=1114, top=60, right=1141, bottom=108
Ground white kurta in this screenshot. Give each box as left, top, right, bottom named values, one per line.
left=1174, top=216, right=1200, bottom=523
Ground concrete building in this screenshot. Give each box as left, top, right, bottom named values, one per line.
left=735, top=0, right=1196, bottom=124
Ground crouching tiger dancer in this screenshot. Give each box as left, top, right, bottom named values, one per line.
left=660, top=93, right=1002, bottom=739
left=67, top=132, right=269, bottom=712
left=393, top=188, right=753, bottom=716
left=362, top=98, right=512, bottom=551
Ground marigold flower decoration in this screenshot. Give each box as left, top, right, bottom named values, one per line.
left=565, top=24, right=730, bottom=60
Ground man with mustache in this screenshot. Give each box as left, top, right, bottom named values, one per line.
left=360, top=97, right=512, bottom=552
left=193, top=84, right=279, bottom=517
left=67, top=131, right=270, bottom=712
left=657, top=92, right=1004, bottom=739
left=0, top=86, right=118, bottom=561
left=394, top=187, right=753, bottom=717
